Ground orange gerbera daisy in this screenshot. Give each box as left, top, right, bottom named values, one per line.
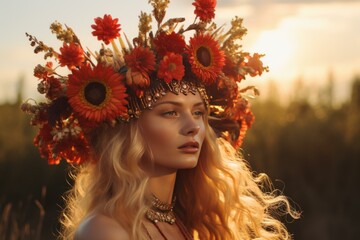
left=157, top=53, right=185, bottom=83
left=192, top=0, right=217, bottom=22
left=125, top=46, right=156, bottom=74
left=67, top=64, right=128, bottom=122
left=58, top=43, right=85, bottom=69
left=91, top=14, right=121, bottom=45
left=187, top=33, right=225, bottom=84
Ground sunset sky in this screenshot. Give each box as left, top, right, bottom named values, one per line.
left=0, top=0, right=359, bottom=103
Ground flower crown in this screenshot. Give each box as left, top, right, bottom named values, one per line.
left=22, top=0, right=268, bottom=165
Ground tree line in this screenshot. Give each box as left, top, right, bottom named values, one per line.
left=0, top=76, right=359, bottom=239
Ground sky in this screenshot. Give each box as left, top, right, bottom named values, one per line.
left=0, top=0, right=359, bottom=104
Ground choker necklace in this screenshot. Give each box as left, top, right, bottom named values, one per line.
left=146, top=194, right=176, bottom=224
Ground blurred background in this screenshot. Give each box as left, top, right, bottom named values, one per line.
left=0, top=0, right=359, bottom=239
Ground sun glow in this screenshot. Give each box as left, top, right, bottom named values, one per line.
left=250, top=29, right=296, bottom=79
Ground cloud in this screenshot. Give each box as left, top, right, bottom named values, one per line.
left=218, top=0, right=359, bottom=7
left=215, top=1, right=301, bottom=46
left=216, top=0, right=359, bottom=44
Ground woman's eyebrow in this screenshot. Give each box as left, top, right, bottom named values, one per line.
left=154, top=101, right=205, bottom=107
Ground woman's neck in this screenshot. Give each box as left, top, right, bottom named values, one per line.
left=147, top=172, right=177, bottom=204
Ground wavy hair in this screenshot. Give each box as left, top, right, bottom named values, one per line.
left=59, top=115, right=299, bottom=240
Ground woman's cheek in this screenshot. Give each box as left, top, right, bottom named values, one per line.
left=147, top=121, right=175, bottom=144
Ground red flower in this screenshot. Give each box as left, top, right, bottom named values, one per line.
left=55, top=133, right=90, bottom=165
left=67, top=64, right=128, bottom=122
left=34, top=62, right=53, bottom=80
left=76, top=114, right=100, bottom=131
left=157, top=53, right=185, bottom=83
left=224, top=102, right=255, bottom=149
left=246, top=53, right=265, bottom=77
left=125, top=46, right=156, bottom=74
left=216, top=76, right=238, bottom=102
left=34, top=123, right=61, bottom=164
left=37, top=76, right=63, bottom=100
left=126, top=69, right=151, bottom=88
left=193, top=0, right=217, bottom=22
left=58, top=43, right=85, bottom=69
left=46, top=76, right=64, bottom=100
left=153, top=32, right=186, bottom=57
left=235, top=119, right=248, bottom=149
left=230, top=97, right=249, bottom=121
left=35, top=119, right=92, bottom=164
left=236, top=110, right=254, bottom=148
left=231, top=97, right=255, bottom=125
left=187, top=33, right=225, bottom=84
left=29, top=103, right=49, bottom=126
left=223, top=57, right=245, bottom=82
left=91, top=14, right=121, bottom=45
left=244, top=110, right=255, bottom=128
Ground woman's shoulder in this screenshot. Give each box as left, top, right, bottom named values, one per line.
left=75, top=213, right=130, bottom=240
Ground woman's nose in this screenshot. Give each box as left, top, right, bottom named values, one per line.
left=180, top=114, right=200, bottom=136
left=185, top=124, right=200, bottom=136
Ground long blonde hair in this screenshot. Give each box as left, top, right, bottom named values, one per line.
left=59, top=116, right=299, bottom=240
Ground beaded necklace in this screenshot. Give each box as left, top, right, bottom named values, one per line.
left=146, top=194, right=176, bottom=224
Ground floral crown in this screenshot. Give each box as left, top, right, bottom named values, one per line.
left=22, top=0, right=268, bottom=165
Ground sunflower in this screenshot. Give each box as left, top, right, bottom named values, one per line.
left=58, top=42, right=85, bottom=69
left=91, top=14, right=121, bottom=45
left=157, top=53, right=185, bottom=83
left=67, top=64, right=128, bottom=122
left=192, top=0, right=217, bottom=22
left=187, top=33, right=225, bottom=84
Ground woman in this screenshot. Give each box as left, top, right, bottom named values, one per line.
left=22, top=0, right=299, bottom=239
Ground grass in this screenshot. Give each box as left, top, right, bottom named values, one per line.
left=0, top=187, right=46, bottom=240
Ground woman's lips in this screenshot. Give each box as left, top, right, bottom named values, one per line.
left=177, top=141, right=199, bottom=153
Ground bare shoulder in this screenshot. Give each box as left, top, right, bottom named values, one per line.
left=75, top=214, right=130, bottom=240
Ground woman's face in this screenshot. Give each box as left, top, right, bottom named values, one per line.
left=139, top=91, right=206, bottom=175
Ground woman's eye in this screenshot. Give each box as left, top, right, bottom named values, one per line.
left=162, top=111, right=178, bottom=117
left=194, top=110, right=205, bottom=116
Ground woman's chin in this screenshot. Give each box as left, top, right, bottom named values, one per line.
left=175, top=158, right=199, bottom=170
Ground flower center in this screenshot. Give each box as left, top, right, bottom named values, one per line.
left=169, top=63, right=177, bottom=71
left=84, top=81, right=107, bottom=106
left=196, top=46, right=211, bottom=67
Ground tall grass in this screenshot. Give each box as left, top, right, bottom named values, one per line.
left=0, top=187, right=45, bottom=240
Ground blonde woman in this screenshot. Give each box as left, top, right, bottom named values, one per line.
left=22, top=0, right=299, bottom=239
